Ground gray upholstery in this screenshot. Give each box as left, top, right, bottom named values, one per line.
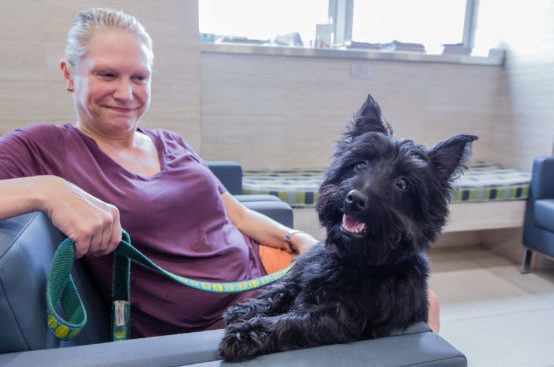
left=238, top=200, right=294, bottom=228
left=522, top=156, right=554, bottom=273
left=0, top=212, right=110, bottom=353
left=207, top=161, right=294, bottom=227
left=207, top=161, right=243, bottom=195
left=0, top=325, right=467, bottom=367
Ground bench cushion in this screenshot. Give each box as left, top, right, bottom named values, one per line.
left=242, top=163, right=531, bottom=208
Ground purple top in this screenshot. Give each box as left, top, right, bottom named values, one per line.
left=0, top=123, right=265, bottom=336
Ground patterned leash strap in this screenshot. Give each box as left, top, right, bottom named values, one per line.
left=46, top=230, right=292, bottom=342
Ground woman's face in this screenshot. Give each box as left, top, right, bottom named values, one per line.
left=68, top=28, right=152, bottom=136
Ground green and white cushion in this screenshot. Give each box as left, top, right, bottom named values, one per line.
left=452, top=163, right=530, bottom=202
left=242, top=163, right=531, bottom=208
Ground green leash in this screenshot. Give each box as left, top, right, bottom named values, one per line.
left=46, top=230, right=292, bottom=341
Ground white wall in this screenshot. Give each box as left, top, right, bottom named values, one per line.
left=481, top=0, right=554, bottom=170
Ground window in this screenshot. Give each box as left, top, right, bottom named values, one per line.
left=199, top=0, right=480, bottom=54
left=199, top=0, right=329, bottom=46
left=351, top=0, right=467, bottom=52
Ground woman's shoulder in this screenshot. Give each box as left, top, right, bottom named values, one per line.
left=141, top=128, right=196, bottom=153
left=11, top=123, right=74, bottom=141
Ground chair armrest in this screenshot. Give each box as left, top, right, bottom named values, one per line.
left=530, top=156, right=554, bottom=200
left=206, top=162, right=293, bottom=227
left=241, top=200, right=294, bottom=228
left=207, top=161, right=243, bottom=195
left=0, top=323, right=467, bottom=367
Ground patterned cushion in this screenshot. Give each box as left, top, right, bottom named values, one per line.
left=242, top=163, right=531, bottom=208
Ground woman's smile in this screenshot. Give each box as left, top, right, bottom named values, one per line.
left=106, top=105, right=138, bottom=113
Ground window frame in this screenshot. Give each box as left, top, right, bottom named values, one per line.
left=199, top=0, right=503, bottom=66
left=329, top=0, right=478, bottom=49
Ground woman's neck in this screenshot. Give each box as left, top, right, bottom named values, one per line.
left=75, top=123, right=161, bottom=177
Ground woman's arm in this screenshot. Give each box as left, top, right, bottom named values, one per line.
left=0, top=176, right=121, bottom=258
left=221, top=193, right=318, bottom=254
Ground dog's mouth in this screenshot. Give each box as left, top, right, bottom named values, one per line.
left=340, top=214, right=367, bottom=236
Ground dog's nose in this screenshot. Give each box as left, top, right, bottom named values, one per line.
left=346, top=190, right=368, bottom=211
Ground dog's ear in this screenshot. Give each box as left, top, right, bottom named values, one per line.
left=350, top=94, right=392, bottom=137
left=428, top=134, right=478, bottom=181
left=335, top=94, right=392, bottom=156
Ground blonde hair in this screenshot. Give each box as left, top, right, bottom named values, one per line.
left=64, top=8, right=154, bottom=71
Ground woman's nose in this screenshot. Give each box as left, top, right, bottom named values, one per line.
left=113, top=80, right=133, bottom=102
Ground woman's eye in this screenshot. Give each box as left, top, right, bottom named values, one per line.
left=98, top=72, right=116, bottom=79
left=395, top=178, right=409, bottom=191
left=354, top=161, right=368, bottom=172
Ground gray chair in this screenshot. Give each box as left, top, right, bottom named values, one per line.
left=522, top=156, right=554, bottom=273
left=208, top=161, right=294, bottom=227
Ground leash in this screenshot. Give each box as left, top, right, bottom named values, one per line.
left=46, top=230, right=292, bottom=341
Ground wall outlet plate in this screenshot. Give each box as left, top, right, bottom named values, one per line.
left=351, top=64, right=372, bottom=79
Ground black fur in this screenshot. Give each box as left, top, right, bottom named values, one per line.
left=219, top=93, right=477, bottom=362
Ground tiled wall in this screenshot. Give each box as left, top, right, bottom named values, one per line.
left=0, top=0, right=201, bottom=149
left=484, top=0, right=554, bottom=171
left=1, top=0, right=553, bottom=172
left=200, top=53, right=502, bottom=169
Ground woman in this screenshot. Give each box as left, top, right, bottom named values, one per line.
left=0, top=8, right=316, bottom=337
left=0, top=8, right=439, bottom=336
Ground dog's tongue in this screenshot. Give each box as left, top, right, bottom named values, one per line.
left=342, top=214, right=366, bottom=233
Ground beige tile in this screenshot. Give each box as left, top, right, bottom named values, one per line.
left=293, top=208, right=325, bottom=240
left=0, top=81, right=49, bottom=126
left=44, top=42, right=66, bottom=82
left=200, top=115, right=286, bottom=169
left=0, top=0, right=42, bottom=35
left=45, top=81, right=75, bottom=122
left=430, top=265, right=552, bottom=322
left=440, top=308, right=554, bottom=367
left=0, top=41, right=47, bottom=81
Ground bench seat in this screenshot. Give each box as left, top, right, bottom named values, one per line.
left=242, top=163, right=531, bottom=208
left=243, top=163, right=531, bottom=233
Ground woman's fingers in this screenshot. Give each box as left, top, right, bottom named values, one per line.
left=41, top=176, right=122, bottom=259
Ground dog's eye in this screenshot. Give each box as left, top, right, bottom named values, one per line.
left=395, top=178, right=409, bottom=191
left=354, top=161, right=368, bottom=172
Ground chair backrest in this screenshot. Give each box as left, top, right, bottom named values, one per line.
left=0, top=212, right=110, bottom=353
left=530, top=156, right=554, bottom=200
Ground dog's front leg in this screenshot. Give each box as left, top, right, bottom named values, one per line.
left=219, top=305, right=359, bottom=362
left=224, top=276, right=299, bottom=325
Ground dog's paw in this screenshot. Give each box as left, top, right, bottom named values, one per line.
left=218, top=322, right=267, bottom=362
left=223, top=302, right=258, bottom=325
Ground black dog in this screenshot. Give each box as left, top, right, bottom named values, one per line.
left=219, top=94, right=477, bottom=362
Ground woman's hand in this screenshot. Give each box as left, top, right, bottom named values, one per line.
left=288, top=231, right=319, bottom=255
left=38, top=176, right=122, bottom=259
left=222, top=192, right=319, bottom=255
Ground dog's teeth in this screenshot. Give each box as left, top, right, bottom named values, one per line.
left=341, top=215, right=366, bottom=234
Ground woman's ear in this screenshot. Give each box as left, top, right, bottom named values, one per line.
left=60, top=60, right=74, bottom=91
